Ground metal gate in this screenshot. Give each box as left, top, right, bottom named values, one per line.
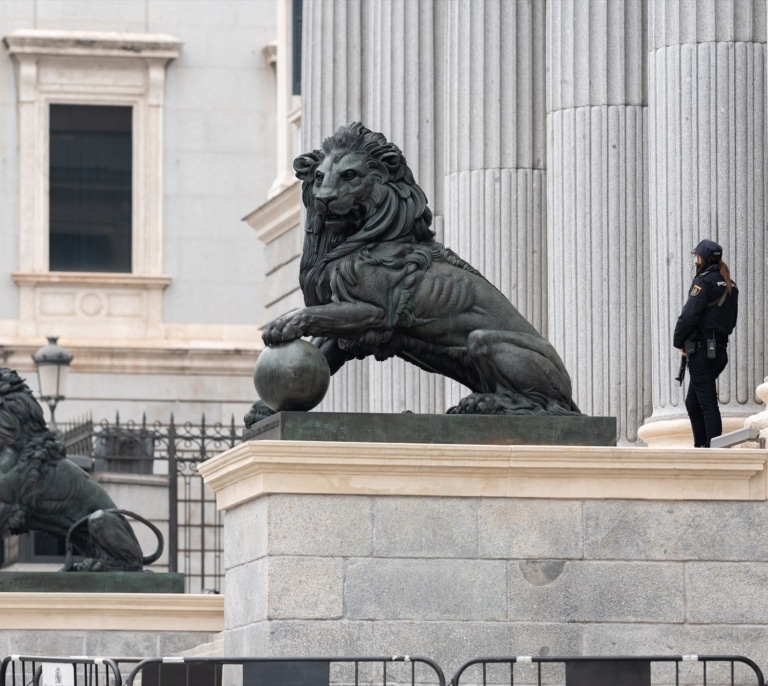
left=451, top=655, right=766, bottom=686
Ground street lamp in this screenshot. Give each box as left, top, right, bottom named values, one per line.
left=32, top=336, right=73, bottom=433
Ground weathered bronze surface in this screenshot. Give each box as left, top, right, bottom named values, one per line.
left=244, top=412, right=617, bottom=447
left=0, top=367, right=163, bottom=572
left=247, top=123, right=583, bottom=428
left=0, top=571, right=184, bottom=593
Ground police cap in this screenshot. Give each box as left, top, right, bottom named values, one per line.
left=692, top=239, right=723, bottom=261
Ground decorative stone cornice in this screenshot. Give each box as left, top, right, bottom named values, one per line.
left=0, top=592, right=223, bottom=631
left=199, top=440, right=768, bottom=510
left=243, top=181, right=301, bottom=244
left=3, top=29, right=183, bottom=60
left=0, top=338, right=262, bottom=377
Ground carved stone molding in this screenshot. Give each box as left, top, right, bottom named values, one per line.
left=3, top=28, right=182, bottom=277
left=200, top=440, right=768, bottom=510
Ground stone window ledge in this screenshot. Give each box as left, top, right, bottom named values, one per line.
left=12, top=271, right=172, bottom=288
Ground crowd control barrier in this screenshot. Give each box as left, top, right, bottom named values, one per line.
left=1, top=656, right=123, bottom=686
left=125, top=655, right=446, bottom=686
left=451, top=655, right=766, bottom=686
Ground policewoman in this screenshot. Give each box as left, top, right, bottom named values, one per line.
left=673, top=239, right=738, bottom=447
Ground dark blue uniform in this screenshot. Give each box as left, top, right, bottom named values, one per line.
left=673, top=264, right=738, bottom=447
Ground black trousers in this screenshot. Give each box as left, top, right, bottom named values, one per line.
left=685, top=346, right=728, bottom=447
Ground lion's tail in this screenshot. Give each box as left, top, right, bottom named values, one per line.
left=116, top=509, right=165, bottom=566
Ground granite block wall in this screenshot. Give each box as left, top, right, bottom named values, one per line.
left=223, top=494, right=768, bottom=678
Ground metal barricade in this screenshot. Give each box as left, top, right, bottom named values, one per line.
left=1, top=656, right=123, bottom=686
left=125, top=655, right=446, bottom=686
left=451, top=655, right=766, bottom=686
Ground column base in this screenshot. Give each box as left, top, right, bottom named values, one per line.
left=638, top=417, right=746, bottom=448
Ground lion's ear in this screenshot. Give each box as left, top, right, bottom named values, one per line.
left=379, top=150, right=401, bottom=175
left=294, top=151, right=323, bottom=181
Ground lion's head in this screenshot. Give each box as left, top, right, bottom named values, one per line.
left=294, top=123, right=435, bottom=305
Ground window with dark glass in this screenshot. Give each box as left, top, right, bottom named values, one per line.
left=49, top=104, right=132, bottom=272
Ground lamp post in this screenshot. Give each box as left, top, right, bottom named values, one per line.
left=32, top=336, right=73, bottom=434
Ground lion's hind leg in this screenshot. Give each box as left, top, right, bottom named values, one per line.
left=68, top=509, right=144, bottom=572
left=448, top=329, right=579, bottom=415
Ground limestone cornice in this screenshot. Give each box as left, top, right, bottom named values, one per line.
left=243, top=181, right=301, bottom=244
left=199, top=440, right=768, bottom=510
left=0, top=338, right=262, bottom=377
left=0, top=592, right=223, bottom=631
left=3, top=29, right=183, bottom=60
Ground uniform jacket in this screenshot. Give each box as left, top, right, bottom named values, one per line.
left=673, top=263, right=738, bottom=349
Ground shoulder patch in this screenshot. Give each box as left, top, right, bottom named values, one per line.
left=690, top=284, right=702, bottom=297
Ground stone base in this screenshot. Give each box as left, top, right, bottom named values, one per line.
left=201, top=439, right=768, bottom=676
left=639, top=416, right=747, bottom=447
left=0, top=571, right=185, bottom=593
left=244, top=411, right=617, bottom=446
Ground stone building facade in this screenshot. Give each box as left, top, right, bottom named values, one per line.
left=0, top=0, right=278, bottom=425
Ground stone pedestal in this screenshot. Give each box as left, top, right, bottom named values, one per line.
left=200, top=438, right=768, bottom=676
left=0, top=571, right=184, bottom=593
left=244, top=412, right=617, bottom=446
left=0, top=591, right=223, bottom=654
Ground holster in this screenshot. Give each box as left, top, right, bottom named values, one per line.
left=684, top=340, right=697, bottom=355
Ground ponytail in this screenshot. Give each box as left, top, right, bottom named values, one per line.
left=719, top=260, right=733, bottom=295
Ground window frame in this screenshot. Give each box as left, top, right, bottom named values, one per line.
left=4, top=29, right=182, bottom=278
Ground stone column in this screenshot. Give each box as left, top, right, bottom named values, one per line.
left=300, top=0, right=374, bottom=412
left=640, top=0, right=766, bottom=446
left=300, top=0, right=372, bottom=152
left=443, top=0, right=547, bottom=410
left=364, top=0, right=446, bottom=414
left=303, top=0, right=446, bottom=414
left=546, top=0, right=649, bottom=444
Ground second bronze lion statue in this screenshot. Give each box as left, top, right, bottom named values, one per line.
left=0, top=367, right=163, bottom=571
left=248, top=122, right=579, bottom=425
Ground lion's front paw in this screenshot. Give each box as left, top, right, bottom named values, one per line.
left=244, top=400, right=275, bottom=428
left=262, top=311, right=307, bottom=346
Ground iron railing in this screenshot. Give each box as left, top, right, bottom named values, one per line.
left=58, top=413, right=237, bottom=594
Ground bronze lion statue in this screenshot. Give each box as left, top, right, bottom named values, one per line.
left=0, top=367, right=162, bottom=571
left=247, top=122, right=579, bottom=425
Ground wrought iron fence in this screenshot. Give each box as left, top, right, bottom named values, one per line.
left=58, top=413, right=236, bottom=594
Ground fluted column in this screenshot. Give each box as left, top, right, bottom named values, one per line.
left=444, top=0, right=547, bottom=409
left=301, top=0, right=374, bottom=412
left=361, top=0, right=446, bottom=414
left=547, top=0, right=649, bottom=444
left=641, top=0, right=766, bottom=445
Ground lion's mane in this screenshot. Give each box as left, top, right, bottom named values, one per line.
left=294, top=122, right=484, bottom=308
left=0, top=367, right=66, bottom=532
